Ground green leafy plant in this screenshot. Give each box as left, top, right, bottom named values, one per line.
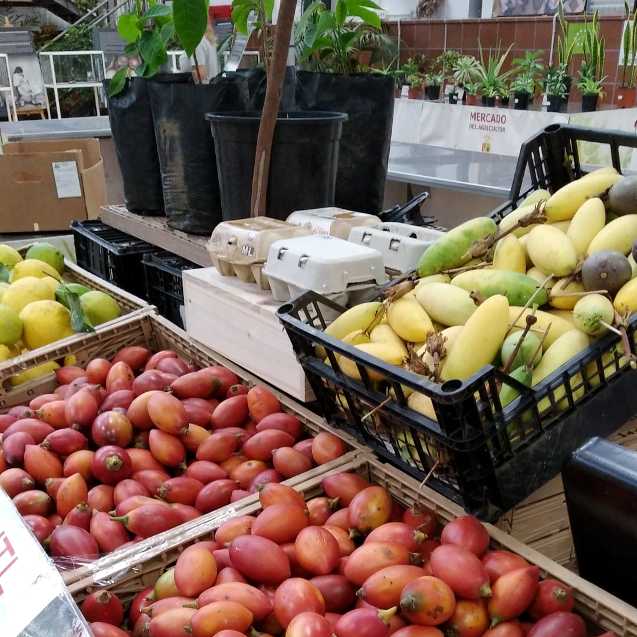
left=452, top=55, right=479, bottom=86
left=436, top=50, right=461, bottom=81
left=512, top=50, right=544, bottom=93
left=45, top=25, right=93, bottom=52
left=355, top=24, right=398, bottom=67
left=544, top=65, right=568, bottom=98
left=425, top=72, right=443, bottom=87
left=474, top=42, right=514, bottom=98
left=464, top=81, right=479, bottom=96
left=557, top=0, right=576, bottom=69
left=232, top=0, right=274, bottom=71
left=577, top=74, right=606, bottom=97
left=295, top=0, right=383, bottom=74
left=510, top=73, right=535, bottom=96
left=581, top=10, right=605, bottom=82
left=407, top=73, right=425, bottom=89
left=621, top=0, right=637, bottom=88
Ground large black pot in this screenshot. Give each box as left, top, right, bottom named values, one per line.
left=513, top=91, right=530, bottom=110
left=482, top=95, right=496, bottom=107
left=426, top=85, right=441, bottom=100
left=295, top=72, right=394, bottom=214
left=147, top=73, right=248, bottom=235
left=207, top=111, right=347, bottom=222
left=582, top=94, right=599, bottom=112
left=105, top=77, right=164, bottom=216
left=547, top=94, right=563, bottom=112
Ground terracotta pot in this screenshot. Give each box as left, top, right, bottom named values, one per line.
left=408, top=86, right=424, bottom=100
left=615, top=86, right=637, bottom=108
left=466, top=94, right=479, bottom=106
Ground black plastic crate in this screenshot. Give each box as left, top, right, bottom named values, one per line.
left=279, top=123, right=637, bottom=520
left=71, top=220, right=156, bottom=299
left=142, top=252, right=198, bottom=329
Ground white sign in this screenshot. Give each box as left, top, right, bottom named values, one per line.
left=52, top=161, right=82, bottom=199
left=0, top=490, right=91, bottom=636
left=393, top=100, right=568, bottom=156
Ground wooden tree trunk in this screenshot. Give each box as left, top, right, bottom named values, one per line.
left=249, top=0, right=296, bottom=217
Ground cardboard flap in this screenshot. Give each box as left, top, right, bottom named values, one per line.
left=3, top=138, right=102, bottom=170
left=82, top=158, right=107, bottom=219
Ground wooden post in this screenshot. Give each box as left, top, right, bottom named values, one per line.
left=249, top=0, right=297, bottom=217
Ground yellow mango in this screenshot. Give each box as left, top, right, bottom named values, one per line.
left=387, top=297, right=435, bottom=343
left=498, top=205, right=540, bottom=238
left=614, top=277, right=637, bottom=316
left=407, top=392, right=438, bottom=421
left=509, top=307, right=574, bottom=350
left=526, top=225, right=578, bottom=277
left=566, top=197, right=605, bottom=257
left=415, top=283, right=476, bottom=327
left=370, top=324, right=408, bottom=357
left=549, top=278, right=585, bottom=310
left=441, top=295, right=509, bottom=381
left=526, top=267, right=552, bottom=287
left=493, top=235, right=526, bottom=273
left=587, top=214, right=637, bottom=256
left=325, top=302, right=383, bottom=339
left=337, top=342, right=406, bottom=381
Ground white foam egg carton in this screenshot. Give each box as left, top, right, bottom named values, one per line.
left=286, top=207, right=381, bottom=239
left=206, top=217, right=308, bottom=289
left=262, top=234, right=387, bottom=302
left=348, top=222, right=445, bottom=273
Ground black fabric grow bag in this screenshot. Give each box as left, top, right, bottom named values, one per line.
left=105, top=78, right=164, bottom=216
left=147, top=73, right=248, bottom=235
left=207, top=111, right=346, bottom=221
left=295, top=72, right=395, bottom=215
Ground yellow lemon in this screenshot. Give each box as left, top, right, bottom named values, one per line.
left=0, top=281, right=8, bottom=302
left=41, top=276, right=61, bottom=295
left=10, top=259, right=61, bottom=282
left=0, top=304, right=22, bottom=346
left=10, top=361, right=60, bottom=386
left=0, top=344, right=12, bottom=361
left=2, top=277, right=54, bottom=313
left=19, top=300, right=73, bottom=350
left=80, top=291, right=121, bottom=326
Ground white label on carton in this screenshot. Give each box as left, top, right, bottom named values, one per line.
left=52, top=161, right=82, bottom=198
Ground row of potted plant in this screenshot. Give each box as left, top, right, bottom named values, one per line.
left=400, top=3, right=637, bottom=113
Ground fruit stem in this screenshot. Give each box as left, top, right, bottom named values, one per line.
left=413, top=529, right=427, bottom=543
left=409, top=552, right=424, bottom=566
left=378, top=607, right=397, bottom=623
left=109, top=514, right=129, bottom=526
left=105, top=454, right=124, bottom=472
left=480, top=583, right=492, bottom=598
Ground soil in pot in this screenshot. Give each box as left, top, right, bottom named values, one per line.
left=105, top=78, right=164, bottom=216
left=296, top=71, right=395, bottom=215
left=513, top=91, right=530, bottom=110
left=615, top=86, right=637, bottom=108
left=147, top=73, right=249, bottom=235
left=581, top=94, right=599, bottom=112
left=207, top=111, right=347, bottom=222
left=547, top=94, right=563, bottom=112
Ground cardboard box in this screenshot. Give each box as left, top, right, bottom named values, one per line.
left=0, top=138, right=107, bottom=233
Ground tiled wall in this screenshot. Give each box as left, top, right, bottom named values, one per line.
left=386, top=16, right=627, bottom=104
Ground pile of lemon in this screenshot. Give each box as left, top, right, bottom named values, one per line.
left=0, top=243, right=121, bottom=364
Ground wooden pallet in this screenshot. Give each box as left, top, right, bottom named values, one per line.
left=100, top=205, right=212, bottom=266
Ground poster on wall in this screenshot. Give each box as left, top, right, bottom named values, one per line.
left=3, top=53, right=45, bottom=111
left=492, top=0, right=585, bottom=16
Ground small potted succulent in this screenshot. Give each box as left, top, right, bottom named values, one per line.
left=498, top=82, right=510, bottom=107
left=464, top=81, right=479, bottom=106
left=544, top=66, right=568, bottom=112
left=510, top=73, right=534, bottom=110
left=407, top=73, right=425, bottom=99
left=475, top=42, right=513, bottom=108
left=577, top=74, right=606, bottom=112
left=424, top=72, right=443, bottom=100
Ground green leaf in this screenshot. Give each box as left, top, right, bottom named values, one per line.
left=173, top=0, right=208, bottom=56
left=135, top=62, right=148, bottom=77
left=232, top=5, right=252, bottom=34
left=356, top=0, right=383, bottom=10
left=0, top=265, right=10, bottom=283
left=139, top=29, right=167, bottom=69
left=263, top=0, right=274, bottom=21
left=160, top=22, right=175, bottom=44
left=124, top=42, right=139, bottom=55
left=117, top=14, right=141, bottom=44
left=346, top=5, right=380, bottom=29
left=58, top=284, right=94, bottom=333
left=107, top=68, right=128, bottom=97
left=335, top=0, right=347, bottom=25
left=143, top=3, right=172, bottom=18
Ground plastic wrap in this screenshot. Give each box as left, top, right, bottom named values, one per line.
left=0, top=490, right=91, bottom=637
left=105, top=77, right=164, bottom=216
left=147, top=73, right=249, bottom=235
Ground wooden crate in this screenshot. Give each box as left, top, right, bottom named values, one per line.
left=0, top=258, right=149, bottom=376
left=0, top=311, right=363, bottom=584
left=497, top=420, right=637, bottom=569
left=69, top=453, right=637, bottom=637
left=183, top=267, right=314, bottom=402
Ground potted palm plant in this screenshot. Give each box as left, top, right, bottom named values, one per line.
left=617, top=1, right=637, bottom=108
left=544, top=66, right=568, bottom=112
left=510, top=73, right=534, bottom=110
left=425, top=72, right=443, bottom=100
left=452, top=55, right=479, bottom=104
left=475, top=43, right=513, bottom=108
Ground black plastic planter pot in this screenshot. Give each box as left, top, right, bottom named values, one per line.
left=582, top=94, right=599, bottom=112
left=147, top=73, right=248, bottom=235
left=482, top=95, right=496, bottom=107
left=513, top=91, right=530, bottom=110
left=547, top=95, right=563, bottom=112
left=448, top=92, right=458, bottom=104
left=426, top=85, right=441, bottom=100
left=105, top=78, right=164, bottom=216
left=207, top=111, right=347, bottom=222
left=295, top=72, right=394, bottom=215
